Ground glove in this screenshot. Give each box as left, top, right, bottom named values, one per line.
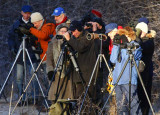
left=113, top=34, right=121, bottom=45
left=48, top=71, right=54, bottom=81
left=18, top=27, right=30, bottom=35
left=20, top=23, right=34, bottom=30
left=120, top=35, right=128, bottom=43
left=120, top=35, right=128, bottom=48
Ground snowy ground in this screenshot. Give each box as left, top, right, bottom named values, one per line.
left=0, top=98, right=48, bottom=115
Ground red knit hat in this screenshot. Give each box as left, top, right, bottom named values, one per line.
left=118, top=26, right=123, bottom=30
left=91, top=9, right=102, bottom=18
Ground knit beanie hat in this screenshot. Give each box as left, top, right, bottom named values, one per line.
left=91, top=9, right=102, bottom=18
left=56, top=23, right=69, bottom=33
left=69, top=20, right=83, bottom=32
left=21, top=5, right=33, bottom=13
left=135, top=22, right=148, bottom=33
left=31, top=12, right=43, bottom=23
left=138, top=17, right=149, bottom=25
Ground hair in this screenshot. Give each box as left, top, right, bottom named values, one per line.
left=124, top=26, right=136, bottom=41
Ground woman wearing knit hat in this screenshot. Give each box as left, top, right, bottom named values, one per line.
left=135, top=21, right=156, bottom=115
left=110, top=27, right=142, bottom=115
left=46, top=23, right=73, bottom=114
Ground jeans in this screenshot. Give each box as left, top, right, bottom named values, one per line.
left=16, top=63, right=39, bottom=101
left=115, top=84, right=142, bottom=115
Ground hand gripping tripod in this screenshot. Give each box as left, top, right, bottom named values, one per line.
left=78, top=36, right=113, bottom=115
left=99, top=43, right=155, bottom=115
left=0, top=35, right=49, bottom=114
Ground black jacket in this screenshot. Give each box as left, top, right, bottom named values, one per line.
left=8, top=16, right=37, bottom=64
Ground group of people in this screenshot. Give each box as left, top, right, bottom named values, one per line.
left=7, top=5, right=156, bottom=115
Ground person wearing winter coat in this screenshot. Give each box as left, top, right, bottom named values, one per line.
left=135, top=21, right=155, bottom=115
left=110, top=28, right=142, bottom=115
left=46, top=23, right=73, bottom=101
left=7, top=5, right=39, bottom=105
left=46, top=23, right=74, bottom=114
left=29, top=12, right=56, bottom=61
left=63, top=21, right=101, bottom=114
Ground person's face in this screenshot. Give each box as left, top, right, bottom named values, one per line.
left=72, top=29, right=81, bottom=38
left=108, top=30, right=117, bottom=40
left=58, top=27, right=67, bottom=35
left=140, top=31, right=147, bottom=38
left=32, top=20, right=43, bottom=29
left=54, top=14, right=65, bottom=24
left=21, top=11, right=31, bottom=21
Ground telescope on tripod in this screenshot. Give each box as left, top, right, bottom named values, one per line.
left=86, top=33, right=107, bottom=40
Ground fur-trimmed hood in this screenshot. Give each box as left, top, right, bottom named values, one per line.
left=117, top=27, right=136, bottom=41
left=146, top=30, right=156, bottom=38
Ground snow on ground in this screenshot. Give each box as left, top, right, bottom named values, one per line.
left=0, top=99, right=48, bottom=115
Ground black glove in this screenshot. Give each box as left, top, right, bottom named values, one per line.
left=18, top=27, right=30, bottom=35
left=120, top=35, right=128, bottom=43
left=33, top=42, right=43, bottom=54
left=20, top=23, right=34, bottom=30
left=113, top=34, right=121, bottom=45
left=48, top=71, right=54, bottom=81
left=119, top=35, right=128, bottom=48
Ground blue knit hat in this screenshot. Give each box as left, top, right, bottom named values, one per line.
left=21, top=5, right=32, bottom=13
left=51, top=7, right=65, bottom=16
left=105, top=23, right=118, bottom=34
left=138, top=17, right=149, bottom=25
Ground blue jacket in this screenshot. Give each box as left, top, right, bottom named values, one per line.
left=110, top=41, right=142, bottom=85
left=8, top=16, right=37, bottom=64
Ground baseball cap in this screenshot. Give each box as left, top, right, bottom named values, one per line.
left=51, top=7, right=65, bottom=16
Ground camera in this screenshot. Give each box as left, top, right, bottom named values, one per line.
left=87, top=33, right=107, bottom=40
left=56, top=31, right=72, bottom=40
left=125, top=43, right=140, bottom=50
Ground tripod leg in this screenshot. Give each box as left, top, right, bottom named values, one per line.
left=0, top=45, right=22, bottom=96
left=78, top=55, right=101, bottom=115
left=99, top=57, right=130, bottom=115
left=25, top=50, right=49, bottom=108
left=102, top=54, right=112, bottom=75
left=11, top=53, right=47, bottom=114
left=132, top=58, right=155, bottom=115
left=37, top=49, right=66, bottom=115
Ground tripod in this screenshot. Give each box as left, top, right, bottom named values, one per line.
left=78, top=38, right=112, bottom=115
left=0, top=35, right=49, bottom=114
left=99, top=44, right=155, bottom=115
left=38, top=41, right=87, bottom=114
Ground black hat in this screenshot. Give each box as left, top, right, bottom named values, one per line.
left=69, top=20, right=83, bottom=32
